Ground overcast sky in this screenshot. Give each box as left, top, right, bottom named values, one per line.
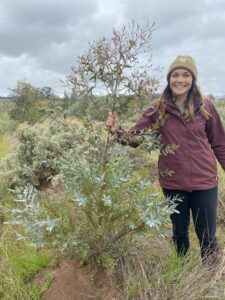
left=0, top=0, right=225, bottom=97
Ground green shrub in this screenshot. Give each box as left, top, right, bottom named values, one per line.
left=0, top=118, right=81, bottom=188
left=5, top=122, right=178, bottom=273
left=8, top=81, right=41, bottom=124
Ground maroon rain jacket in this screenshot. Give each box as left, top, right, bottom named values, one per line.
left=116, top=97, right=225, bottom=191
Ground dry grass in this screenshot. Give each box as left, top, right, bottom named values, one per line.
left=111, top=234, right=225, bottom=300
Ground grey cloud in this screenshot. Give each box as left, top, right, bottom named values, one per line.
left=0, top=0, right=98, bottom=57
left=194, top=12, right=225, bottom=40
left=0, top=0, right=96, bottom=25
left=122, top=0, right=202, bottom=29
left=0, top=0, right=225, bottom=96
left=122, top=0, right=225, bottom=52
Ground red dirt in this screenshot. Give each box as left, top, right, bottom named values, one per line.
left=41, top=260, right=119, bottom=300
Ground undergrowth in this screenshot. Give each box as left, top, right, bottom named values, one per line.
left=0, top=228, right=52, bottom=300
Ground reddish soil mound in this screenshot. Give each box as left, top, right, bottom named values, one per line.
left=41, top=260, right=118, bottom=300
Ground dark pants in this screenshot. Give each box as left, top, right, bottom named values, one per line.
left=163, top=187, right=220, bottom=261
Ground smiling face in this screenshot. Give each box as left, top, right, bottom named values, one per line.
left=169, top=68, right=193, bottom=101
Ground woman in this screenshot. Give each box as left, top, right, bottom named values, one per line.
left=105, top=55, right=225, bottom=263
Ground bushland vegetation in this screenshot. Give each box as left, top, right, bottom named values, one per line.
left=0, top=21, right=225, bottom=299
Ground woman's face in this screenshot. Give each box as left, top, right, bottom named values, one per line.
left=169, top=68, right=193, bottom=98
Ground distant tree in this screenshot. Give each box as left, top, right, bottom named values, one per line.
left=9, top=80, right=39, bottom=124
left=63, top=91, right=70, bottom=102
left=206, top=94, right=216, bottom=102
left=38, top=86, right=56, bottom=99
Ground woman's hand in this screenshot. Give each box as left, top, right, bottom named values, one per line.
left=105, top=112, right=120, bottom=133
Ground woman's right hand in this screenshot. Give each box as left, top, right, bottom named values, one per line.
left=105, top=112, right=120, bottom=133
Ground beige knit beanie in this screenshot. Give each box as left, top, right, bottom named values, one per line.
left=167, top=55, right=198, bottom=80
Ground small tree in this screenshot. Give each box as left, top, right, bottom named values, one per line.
left=60, top=21, right=176, bottom=268
left=9, top=80, right=40, bottom=124
left=5, top=21, right=178, bottom=272
left=5, top=122, right=178, bottom=273
left=38, top=86, right=57, bottom=100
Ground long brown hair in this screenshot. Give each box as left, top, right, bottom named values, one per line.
left=147, top=79, right=211, bottom=122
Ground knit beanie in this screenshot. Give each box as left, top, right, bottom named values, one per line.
left=167, top=55, right=198, bottom=81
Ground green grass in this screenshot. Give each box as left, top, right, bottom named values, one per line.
left=3, top=241, right=51, bottom=282
left=0, top=228, right=53, bottom=299
left=0, top=112, right=11, bottom=159
left=0, top=133, right=8, bottom=159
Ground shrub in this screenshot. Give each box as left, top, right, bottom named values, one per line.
left=4, top=122, right=178, bottom=273
left=8, top=80, right=41, bottom=124
left=0, top=118, right=81, bottom=188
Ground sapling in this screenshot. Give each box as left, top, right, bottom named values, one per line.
left=61, top=20, right=179, bottom=269
left=4, top=21, right=179, bottom=272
